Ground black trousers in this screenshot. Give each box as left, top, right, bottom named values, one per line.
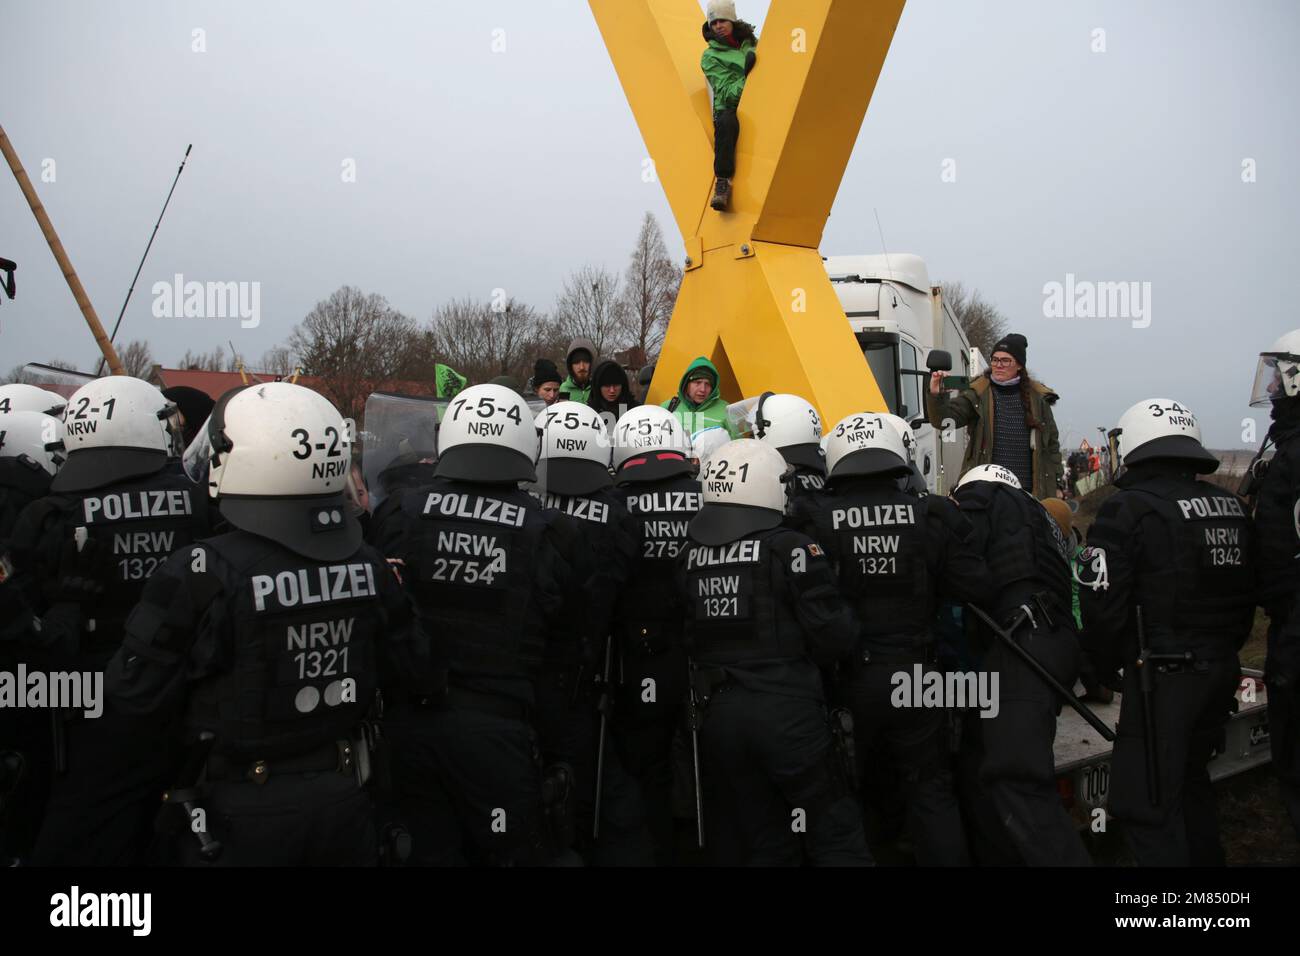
left=535, top=661, right=654, bottom=866
left=1108, top=651, right=1238, bottom=866
left=1267, top=616, right=1300, bottom=841
left=176, top=771, right=375, bottom=866
left=713, top=109, right=740, bottom=178
left=700, top=685, right=872, bottom=866
left=958, top=628, right=1092, bottom=866
left=386, top=703, right=553, bottom=866
left=611, top=644, right=688, bottom=865
left=840, top=649, right=970, bottom=865
left=32, top=703, right=179, bottom=866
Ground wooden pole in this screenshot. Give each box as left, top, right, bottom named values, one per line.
left=0, top=122, right=124, bottom=375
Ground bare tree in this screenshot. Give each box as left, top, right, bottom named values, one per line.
left=553, top=265, right=631, bottom=359
left=177, top=345, right=233, bottom=372
left=941, top=281, right=1009, bottom=361
left=119, top=339, right=155, bottom=379
left=288, top=286, right=423, bottom=422
left=620, top=212, right=681, bottom=361
left=257, top=345, right=298, bottom=378
left=427, top=296, right=549, bottom=385
left=3, top=358, right=77, bottom=385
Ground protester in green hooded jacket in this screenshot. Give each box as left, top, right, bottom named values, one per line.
left=701, top=2, right=758, bottom=212
left=559, top=337, right=597, bottom=405
left=661, top=356, right=739, bottom=437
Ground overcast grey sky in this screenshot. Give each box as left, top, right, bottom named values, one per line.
left=2, top=0, right=1296, bottom=447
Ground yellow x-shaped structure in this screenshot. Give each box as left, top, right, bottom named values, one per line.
left=591, top=0, right=906, bottom=424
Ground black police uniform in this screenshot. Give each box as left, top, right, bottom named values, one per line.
left=12, top=464, right=213, bottom=865
left=952, top=478, right=1091, bottom=866
left=609, top=456, right=702, bottom=865
left=0, top=453, right=56, bottom=860
left=373, top=477, right=578, bottom=865
left=793, top=477, right=989, bottom=865
left=1082, top=462, right=1256, bottom=865
left=104, top=528, right=433, bottom=865
left=678, top=520, right=872, bottom=865
left=533, top=486, right=654, bottom=865
left=1252, top=396, right=1300, bottom=839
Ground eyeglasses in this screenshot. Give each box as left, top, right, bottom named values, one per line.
left=990, top=357, right=1018, bottom=367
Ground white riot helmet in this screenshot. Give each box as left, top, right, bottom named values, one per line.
left=749, top=392, right=825, bottom=471
left=690, top=439, right=788, bottom=546
left=880, top=414, right=917, bottom=462
left=824, top=411, right=911, bottom=481
left=536, top=401, right=613, bottom=496
left=435, top=383, right=539, bottom=484
left=1250, top=329, right=1300, bottom=407
left=199, top=382, right=361, bottom=560
left=52, top=376, right=182, bottom=493
left=1116, top=398, right=1218, bottom=474
left=954, top=464, right=1022, bottom=492
left=0, top=411, right=66, bottom=477
left=690, top=426, right=731, bottom=471
left=612, top=405, right=693, bottom=483
left=0, top=383, right=66, bottom=418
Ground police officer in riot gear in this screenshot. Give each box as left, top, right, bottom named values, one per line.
left=0, top=411, right=64, bottom=546
left=0, top=383, right=66, bottom=419
left=950, top=464, right=1091, bottom=866
left=104, top=382, right=433, bottom=865
left=680, top=438, right=870, bottom=864
left=1249, top=332, right=1300, bottom=840
left=1080, top=399, right=1255, bottom=865
left=793, top=413, right=988, bottom=865
left=372, top=383, right=580, bottom=866
left=531, top=402, right=653, bottom=864
left=0, top=410, right=64, bottom=861
left=748, top=392, right=827, bottom=509
left=608, top=405, right=702, bottom=864
left=3, top=376, right=213, bottom=865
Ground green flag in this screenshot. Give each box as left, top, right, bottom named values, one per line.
left=435, top=363, right=467, bottom=399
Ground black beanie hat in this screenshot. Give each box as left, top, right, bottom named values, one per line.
left=532, top=359, right=562, bottom=387
left=595, top=362, right=627, bottom=388
left=991, top=333, right=1028, bottom=368
left=162, top=385, right=216, bottom=446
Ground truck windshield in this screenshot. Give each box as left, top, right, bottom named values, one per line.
left=863, top=343, right=899, bottom=415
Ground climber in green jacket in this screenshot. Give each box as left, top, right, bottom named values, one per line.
left=661, top=356, right=739, bottom=438
left=701, top=1, right=758, bottom=212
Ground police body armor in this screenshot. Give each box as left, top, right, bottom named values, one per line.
left=961, top=482, right=1072, bottom=624
left=683, top=528, right=808, bottom=666
left=537, top=486, right=634, bottom=639
left=1124, top=475, right=1255, bottom=656
left=813, top=486, right=931, bottom=652
left=184, top=532, right=381, bottom=761
left=0, top=457, right=52, bottom=548
left=43, top=469, right=208, bottom=664
left=399, top=479, right=550, bottom=691
left=1254, top=416, right=1300, bottom=618
left=612, top=475, right=702, bottom=657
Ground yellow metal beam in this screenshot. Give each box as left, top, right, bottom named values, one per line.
left=591, top=0, right=906, bottom=428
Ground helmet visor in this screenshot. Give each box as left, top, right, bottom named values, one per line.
left=1250, top=353, right=1299, bottom=407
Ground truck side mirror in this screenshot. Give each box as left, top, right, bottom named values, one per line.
left=926, top=349, right=952, bottom=372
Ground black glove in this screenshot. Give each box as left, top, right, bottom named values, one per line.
left=744, top=50, right=756, bottom=75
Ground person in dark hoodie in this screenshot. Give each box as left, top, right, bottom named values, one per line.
left=588, top=359, right=640, bottom=431
left=701, top=2, right=758, bottom=211
left=560, top=338, right=597, bottom=404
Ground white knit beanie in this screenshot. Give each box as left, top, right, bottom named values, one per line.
left=706, top=1, right=738, bottom=24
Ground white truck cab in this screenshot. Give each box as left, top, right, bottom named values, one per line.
left=824, top=253, right=983, bottom=495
